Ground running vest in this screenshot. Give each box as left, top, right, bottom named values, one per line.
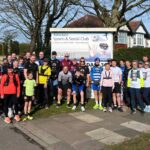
left=103, top=71, right=112, bottom=79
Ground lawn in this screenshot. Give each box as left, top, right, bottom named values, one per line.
left=105, top=133, right=150, bottom=150
left=32, top=99, right=95, bottom=119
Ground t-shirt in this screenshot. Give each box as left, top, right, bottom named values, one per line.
left=24, top=62, right=38, bottom=80
left=58, top=71, right=72, bottom=85
left=23, top=79, right=36, bottom=96
left=77, top=65, right=90, bottom=80
left=38, top=65, right=51, bottom=84
left=111, top=66, right=122, bottom=83
left=128, top=69, right=143, bottom=88
left=141, top=68, right=150, bottom=87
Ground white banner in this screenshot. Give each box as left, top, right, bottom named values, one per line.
left=51, top=32, right=113, bottom=62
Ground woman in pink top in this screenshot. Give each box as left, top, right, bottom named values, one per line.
left=101, top=63, right=114, bottom=112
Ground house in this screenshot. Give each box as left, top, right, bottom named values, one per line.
left=66, top=15, right=150, bottom=49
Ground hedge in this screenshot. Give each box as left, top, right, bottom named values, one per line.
left=114, top=48, right=150, bottom=61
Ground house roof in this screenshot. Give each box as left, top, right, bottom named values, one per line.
left=66, top=15, right=149, bottom=38
left=65, top=15, right=104, bottom=28
left=129, top=21, right=141, bottom=32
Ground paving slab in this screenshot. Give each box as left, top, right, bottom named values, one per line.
left=121, top=121, right=150, bottom=133
left=86, top=128, right=128, bottom=145
left=69, top=112, right=103, bottom=123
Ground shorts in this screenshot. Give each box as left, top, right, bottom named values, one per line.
left=62, top=84, right=72, bottom=91
left=24, top=96, right=34, bottom=102
left=113, top=82, right=121, bottom=93
left=92, top=83, right=101, bottom=91
left=72, top=84, right=84, bottom=93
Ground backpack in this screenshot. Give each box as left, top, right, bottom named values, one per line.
left=39, top=66, right=49, bottom=76
left=4, top=74, right=18, bottom=86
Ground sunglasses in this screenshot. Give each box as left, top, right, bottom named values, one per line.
left=80, top=60, right=85, bottom=62
left=65, top=56, right=69, bottom=57
left=145, top=64, right=149, bottom=65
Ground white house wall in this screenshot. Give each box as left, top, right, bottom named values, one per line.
left=119, top=25, right=130, bottom=31
left=136, top=25, right=146, bottom=34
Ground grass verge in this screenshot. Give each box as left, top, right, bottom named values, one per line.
left=105, top=133, right=150, bottom=150
left=32, top=99, right=95, bottom=119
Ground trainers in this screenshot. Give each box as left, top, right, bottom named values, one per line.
left=131, top=110, right=136, bottom=115
left=4, top=117, right=11, bottom=124
left=103, top=107, right=107, bottom=112
left=27, top=115, right=33, bottom=120
left=22, top=116, right=28, bottom=122
left=118, top=107, right=123, bottom=112
left=99, top=105, right=104, bottom=111
left=45, top=105, right=49, bottom=109
left=14, top=115, right=21, bottom=122
left=93, top=104, right=99, bottom=110
left=81, top=106, right=85, bottom=112
left=56, top=103, right=61, bottom=108
left=108, top=107, right=112, bottom=113
left=72, top=105, right=77, bottom=111
left=67, top=104, right=71, bottom=109
left=113, top=105, right=117, bottom=110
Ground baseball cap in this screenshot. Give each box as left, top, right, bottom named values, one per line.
left=95, top=57, right=100, bottom=62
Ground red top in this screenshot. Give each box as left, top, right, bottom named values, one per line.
left=1, top=73, right=20, bottom=97
left=61, top=59, right=73, bottom=71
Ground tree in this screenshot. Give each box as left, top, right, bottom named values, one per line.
left=0, top=0, right=80, bottom=53
left=78, top=0, right=150, bottom=30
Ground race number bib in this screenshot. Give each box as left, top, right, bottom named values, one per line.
left=132, top=72, right=137, bottom=81
left=143, top=72, right=147, bottom=80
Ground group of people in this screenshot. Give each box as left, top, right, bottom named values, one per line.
left=0, top=51, right=149, bottom=124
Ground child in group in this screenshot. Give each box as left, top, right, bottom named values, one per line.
left=72, top=69, right=85, bottom=111
left=1, top=65, right=21, bottom=123
left=23, top=72, right=36, bottom=121
left=101, top=63, right=114, bottom=112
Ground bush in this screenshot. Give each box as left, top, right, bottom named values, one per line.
left=114, top=48, right=150, bottom=61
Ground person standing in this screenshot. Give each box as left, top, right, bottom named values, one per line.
left=49, top=51, right=61, bottom=103
left=77, top=57, right=90, bottom=103
left=127, top=60, right=145, bottom=114
left=38, top=58, right=51, bottom=109
left=22, top=72, right=36, bottom=121
left=111, top=59, right=123, bottom=112
left=36, top=51, right=45, bottom=66
left=101, top=63, right=114, bottom=112
left=141, top=62, right=150, bottom=111
left=61, top=53, right=72, bottom=71
left=1, top=66, right=21, bottom=123
left=90, top=58, right=103, bottom=110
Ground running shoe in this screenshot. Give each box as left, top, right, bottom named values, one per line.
left=131, top=110, right=136, bottom=115
left=4, top=117, right=11, bottom=124
left=103, top=107, right=107, bottom=112
left=27, top=115, right=33, bottom=120
left=99, top=105, right=104, bottom=111
left=66, top=104, right=71, bottom=109
left=14, top=115, right=21, bottom=122
left=22, top=116, right=28, bottom=122
left=81, top=106, right=85, bottom=112
left=118, top=107, right=123, bottom=112
left=108, top=107, right=112, bottom=113
left=113, top=105, right=117, bottom=110
left=72, top=105, right=77, bottom=111
left=93, top=104, right=99, bottom=110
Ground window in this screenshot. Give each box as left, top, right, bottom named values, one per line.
left=133, top=35, right=136, bottom=45
left=137, top=34, right=144, bottom=46
left=118, top=32, right=127, bottom=44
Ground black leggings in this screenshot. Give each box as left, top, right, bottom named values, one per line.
left=38, top=84, right=48, bottom=106
left=4, top=94, right=18, bottom=117
left=102, top=87, right=112, bottom=107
